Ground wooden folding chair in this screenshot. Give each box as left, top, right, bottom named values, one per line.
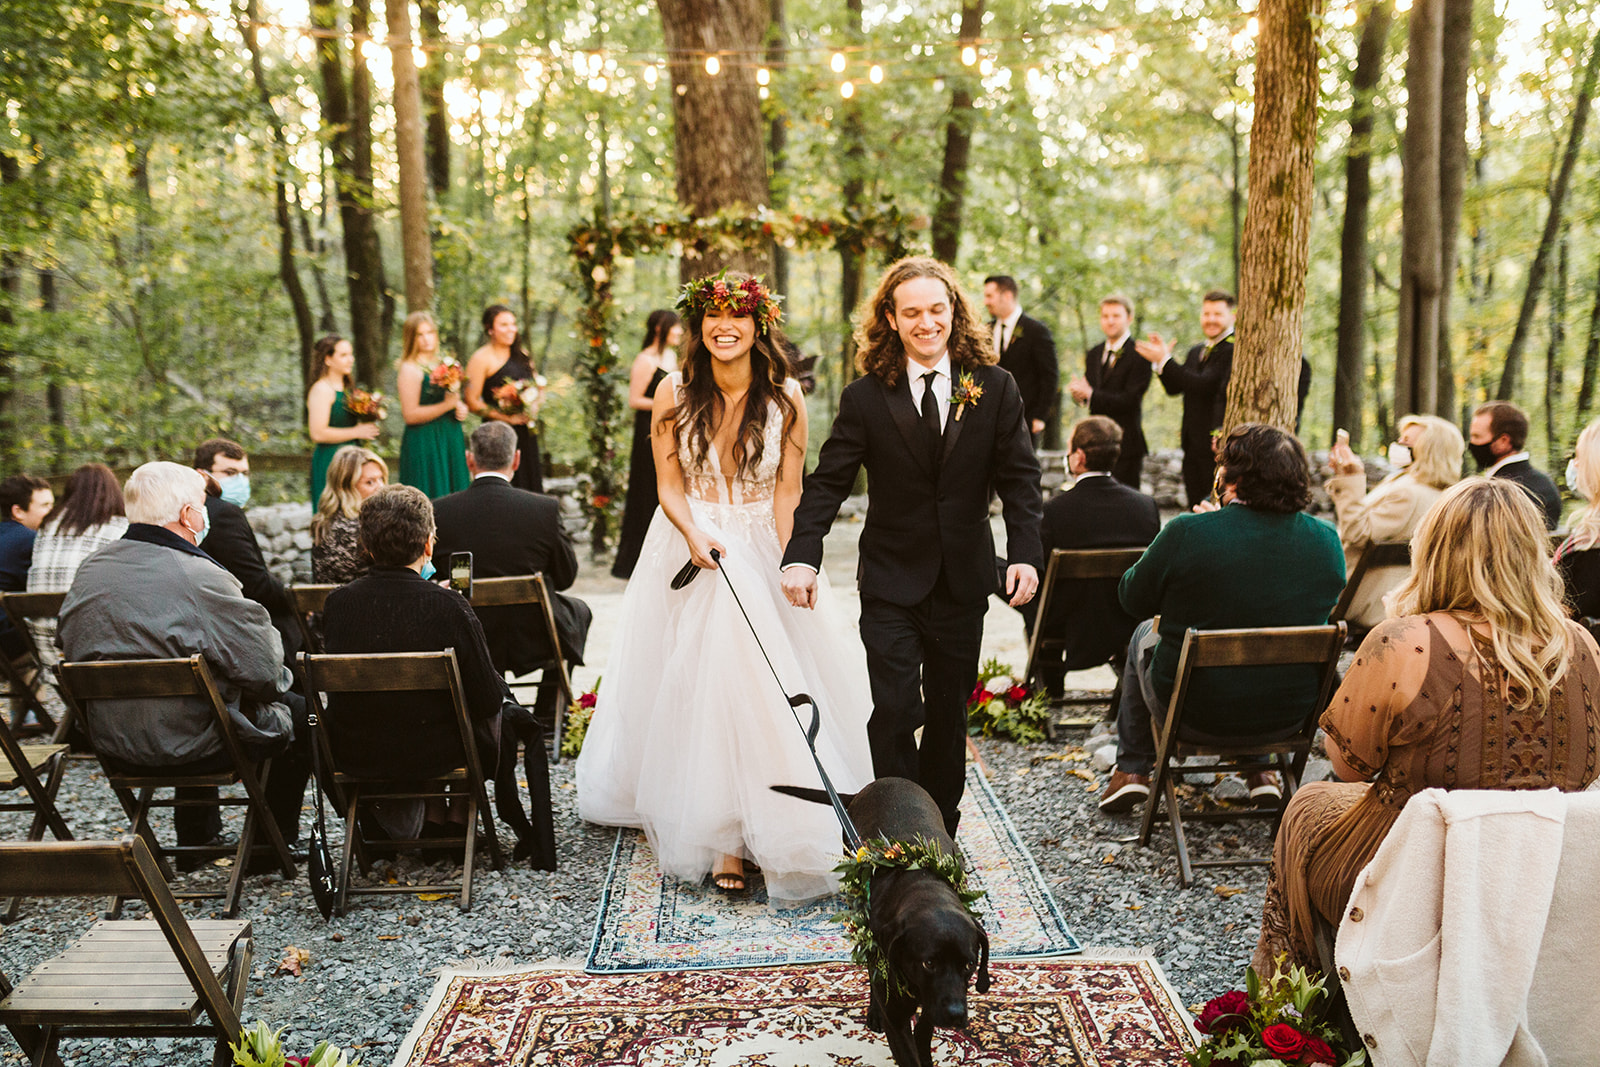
left=468, top=574, right=575, bottom=762
left=1022, top=547, right=1146, bottom=730
left=299, top=649, right=503, bottom=913
left=288, top=583, right=336, bottom=656
left=0, top=591, right=67, bottom=742
left=0, top=710, right=74, bottom=924
left=0, top=836, right=252, bottom=1067
left=55, top=656, right=297, bottom=918
left=1137, top=623, right=1347, bottom=887
left=1328, top=541, right=1411, bottom=629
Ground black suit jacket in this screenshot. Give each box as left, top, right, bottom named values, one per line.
left=1084, top=337, right=1152, bottom=486
left=429, top=476, right=592, bottom=674
left=1158, top=335, right=1234, bottom=455
left=996, top=313, right=1058, bottom=428
left=202, top=495, right=300, bottom=662
left=1493, top=459, right=1562, bottom=531
left=1035, top=475, right=1160, bottom=669
left=783, top=362, right=1044, bottom=607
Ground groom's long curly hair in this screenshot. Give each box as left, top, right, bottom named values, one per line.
left=854, top=257, right=996, bottom=389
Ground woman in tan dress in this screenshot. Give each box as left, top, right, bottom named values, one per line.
left=1254, top=477, right=1600, bottom=977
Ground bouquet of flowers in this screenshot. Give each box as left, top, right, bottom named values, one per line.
left=427, top=357, right=463, bottom=391
left=232, top=1021, right=362, bottom=1067
left=343, top=387, right=387, bottom=423
left=1186, top=961, right=1366, bottom=1066
left=561, top=677, right=600, bottom=758
left=966, top=658, right=1051, bottom=743
left=492, top=378, right=542, bottom=417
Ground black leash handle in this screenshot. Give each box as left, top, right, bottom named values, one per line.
left=707, top=548, right=863, bottom=852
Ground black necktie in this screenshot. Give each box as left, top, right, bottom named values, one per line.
left=920, top=371, right=942, bottom=453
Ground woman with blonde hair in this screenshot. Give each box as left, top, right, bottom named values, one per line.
left=311, top=446, right=389, bottom=584
left=1254, top=477, right=1600, bottom=977
left=1325, top=414, right=1464, bottom=631
left=1555, top=418, right=1600, bottom=617
left=397, top=311, right=470, bottom=499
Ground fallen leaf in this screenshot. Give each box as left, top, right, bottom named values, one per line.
left=274, top=945, right=310, bottom=977
left=1214, top=885, right=1245, bottom=898
left=1067, top=768, right=1097, bottom=784
left=1101, top=854, right=1117, bottom=865
left=1126, top=903, right=1143, bottom=911
left=1014, top=767, right=1030, bottom=776
left=378, top=934, right=401, bottom=941
left=417, top=893, right=450, bottom=902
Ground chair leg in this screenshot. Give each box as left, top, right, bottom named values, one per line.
left=108, top=785, right=160, bottom=919
left=337, top=789, right=360, bottom=916
left=1164, top=772, right=1195, bottom=888
left=548, top=663, right=572, bottom=766
left=458, top=793, right=477, bottom=912
left=234, top=757, right=296, bottom=882
left=223, top=798, right=257, bottom=919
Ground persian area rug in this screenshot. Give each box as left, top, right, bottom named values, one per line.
left=585, top=765, right=1080, bottom=972
left=391, top=959, right=1197, bottom=1067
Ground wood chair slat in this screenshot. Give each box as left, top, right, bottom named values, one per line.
left=1023, top=546, right=1148, bottom=724
left=1330, top=541, right=1411, bottom=625
left=464, top=573, right=574, bottom=762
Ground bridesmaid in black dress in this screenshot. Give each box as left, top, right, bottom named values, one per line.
left=465, top=304, right=544, bottom=493
left=611, top=309, right=682, bottom=578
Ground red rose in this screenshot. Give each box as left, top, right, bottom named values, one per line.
left=287, top=1059, right=310, bottom=1067
left=1298, top=1036, right=1337, bottom=1064
left=1007, top=685, right=1028, bottom=702
left=969, top=684, right=986, bottom=703
left=579, top=692, right=598, bottom=709
left=1261, top=1023, right=1310, bottom=1058
left=1195, top=990, right=1249, bottom=1034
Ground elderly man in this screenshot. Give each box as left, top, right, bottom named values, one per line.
left=60, top=461, right=307, bottom=855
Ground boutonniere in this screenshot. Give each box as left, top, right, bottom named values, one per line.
left=949, top=372, right=984, bottom=422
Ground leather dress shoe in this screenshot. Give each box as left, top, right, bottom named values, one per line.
left=1098, top=770, right=1151, bottom=815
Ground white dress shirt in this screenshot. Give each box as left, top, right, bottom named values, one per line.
left=908, top=354, right=953, bottom=432
left=993, top=307, right=1023, bottom=356
left=1483, top=451, right=1530, bottom=478
left=1102, top=332, right=1130, bottom=367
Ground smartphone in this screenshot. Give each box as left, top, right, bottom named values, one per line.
left=1335, top=428, right=1350, bottom=448
left=449, top=551, right=473, bottom=598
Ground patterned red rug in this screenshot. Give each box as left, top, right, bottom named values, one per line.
left=392, top=958, right=1197, bottom=1066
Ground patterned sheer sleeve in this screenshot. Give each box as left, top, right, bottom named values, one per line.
left=312, top=516, right=368, bottom=585
left=1319, top=615, right=1434, bottom=780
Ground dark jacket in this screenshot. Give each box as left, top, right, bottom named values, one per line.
left=0, top=520, right=34, bottom=657
left=997, top=313, right=1059, bottom=429
left=1158, top=335, right=1234, bottom=506
left=1084, top=337, right=1152, bottom=487
left=1557, top=546, right=1600, bottom=620
left=321, top=567, right=504, bottom=779
left=1493, top=459, right=1562, bottom=531
left=202, top=495, right=301, bottom=662
left=429, top=476, right=591, bottom=673
left=784, top=361, right=1044, bottom=607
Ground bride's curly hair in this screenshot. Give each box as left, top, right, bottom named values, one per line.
left=667, top=273, right=797, bottom=479
left=854, top=257, right=996, bottom=389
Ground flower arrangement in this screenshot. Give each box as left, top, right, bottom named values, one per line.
left=834, top=837, right=985, bottom=993
left=949, top=372, right=984, bottom=421
left=561, top=677, right=600, bottom=758
left=343, top=387, right=387, bottom=423
left=676, top=271, right=784, bottom=335
left=232, top=1021, right=362, bottom=1067
left=966, top=658, right=1051, bottom=743
left=1186, top=961, right=1366, bottom=1066
left=427, top=357, right=463, bottom=391
left=493, top=378, right=542, bottom=417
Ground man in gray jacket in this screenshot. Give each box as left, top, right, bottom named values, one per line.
left=60, top=461, right=307, bottom=851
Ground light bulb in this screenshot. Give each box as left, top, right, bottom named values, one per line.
left=705, top=55, right=720, bottom=75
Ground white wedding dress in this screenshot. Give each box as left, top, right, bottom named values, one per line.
left=577, top=376, right=873, bottom=903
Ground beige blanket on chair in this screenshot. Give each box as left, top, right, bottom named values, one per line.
left=1337, top=787, right=1600, bottom=1067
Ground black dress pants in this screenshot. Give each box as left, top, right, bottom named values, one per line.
left=859, top=578, right=986, bottom=836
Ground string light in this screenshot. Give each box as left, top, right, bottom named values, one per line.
left=704, top=54, right=720, bottom=75
left=831, top=52, right=846, bottom=73
left=756, top=67, right=770, bottom=85
left=979, top=57, right=993, bottom=74
left=961, top=45, right=977, bottom=65
left=840, top=81, right=854, bottom=98
left=869, top=64, right=883, bottom=83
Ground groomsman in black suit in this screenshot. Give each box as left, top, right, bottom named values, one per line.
left=982, top=274, right=1058, bottom=447
left=784, top=258, right=1044, bottom=835
left=1135, top=290, right=1236, bottom=507
left=1067, top=295, right=1151, bottom=488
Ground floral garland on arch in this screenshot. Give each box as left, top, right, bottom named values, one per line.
left=566, top=203, right=922, bottom=552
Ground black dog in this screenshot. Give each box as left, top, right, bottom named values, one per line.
left=775, top=776, right=991, bottom=1067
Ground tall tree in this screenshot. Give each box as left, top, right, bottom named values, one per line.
left=418, top=0, right=450, bottom=196
left=1434, top=0, right=1472, bottom=418
left=657, top=0, right=772, bottom=281
left=1333, top=0, right=1393, bottom=447
left=1496, top=23, right=1600, bottom=401
left=386, top=0, right=435, bottom=312
left=837, top=0, right=867, bottom=385
left=1395, top=0, right=1444, bottom=417
left=1577, top=259, right=1600, bottom=423
left=766, top=0, right=789, bottom=299
left=1544, top=226, right=1569, bottom=455
left=1226, top=0, right=1324, bottom=432
left=930, top=0, right=983, bottom=263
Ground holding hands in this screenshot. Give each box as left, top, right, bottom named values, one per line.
left=781, top=567, right=818, bottom=610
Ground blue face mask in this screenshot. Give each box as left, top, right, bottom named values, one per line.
left=186, top=502, right=211, bottom=545
left=217, top=473, right=251, bottom=508
left=419, top=560, right=436, bottom=581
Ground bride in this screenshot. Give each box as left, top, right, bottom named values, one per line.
left=576, top=272, right=872, bottom=903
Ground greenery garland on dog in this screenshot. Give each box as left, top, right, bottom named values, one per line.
left=834, top=836, right=986, bottom=994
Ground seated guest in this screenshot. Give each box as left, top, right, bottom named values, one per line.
left=1254, top=478, right=1600, bottom=977
left=1, top=474, right=54, bottom=727
left=194, top=438, right=301, bottom=665
left=1325, top=415, right=1463, bottom=632
left=320, top=486, right=522, bottom=847
left=25, top=464, right=129, bottom=678
left=1023, top=416, right=1159, bottom=697
left=1557, top=419, right=1600, bottom=619
left=431, top=422, right=591, bottom=727
left=59, top=462, right=307, bottom=852
left=311, top=446, right=388, bottom=584
left=1469, top=400, right=1561, bottom=529
left=1099, top=424, right=1346, bottom=814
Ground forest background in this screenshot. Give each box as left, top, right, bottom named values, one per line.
left=0, top=0, right=1594, bottom=525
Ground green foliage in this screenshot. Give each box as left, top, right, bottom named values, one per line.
left=967, top=657, right=1051, bottom=743
left=230, top=1020, right=363, bottom=1067
left=1186, top=960, right=1365, bottom=1067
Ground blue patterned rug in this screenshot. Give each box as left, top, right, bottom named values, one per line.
left=585, top=766, right=1081, bottom=972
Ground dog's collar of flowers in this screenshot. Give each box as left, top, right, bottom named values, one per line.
left=834, top=836, right=985, bottom=993
left=677, top=272, right=784, bottom=335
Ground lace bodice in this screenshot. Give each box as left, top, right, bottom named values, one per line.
left=671, top=373, right=790, bottom=505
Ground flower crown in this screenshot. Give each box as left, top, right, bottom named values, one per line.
left=676, top=272, right=784, bottom=335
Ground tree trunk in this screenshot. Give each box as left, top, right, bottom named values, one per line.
left=1333, top=0, right=1392, bottom=447
left=0, top=151, right=19, bottom=449
left=930, top=0, right=984, bottom=264
left=1226, top=0, right=1323, bottom=433
left=1545, top=226, right=1569, bottom=455
left=386, top=0, right=434, bottom=312
left=657, top=0, right=772, bottom=282
left=39, top=265, right=65, bottom=468
left=1230, top=107, right=1243, bottom=292
left=1496, top=23, right=1600, bottom=401
left=1396, top=0, right=1443, bottom=417
left=838, top=0, right=866, bottom=386
left=1434, top=0, right=1472, bottom=417
left=1465, top=38, right=1495, bottom=404
left=418, top=0, right=450, bottom=197
left=1577, top=258, right=1600, bottom=422
left=766, top=0, right=789, bottom=299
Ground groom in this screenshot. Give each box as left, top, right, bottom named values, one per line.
left=781, top=256, right=1044, bottom=835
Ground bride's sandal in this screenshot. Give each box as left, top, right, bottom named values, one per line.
left=712, top=857, right=747, bottom=894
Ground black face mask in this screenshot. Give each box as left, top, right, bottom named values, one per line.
left=1468, top=441, right=1499, bottom=470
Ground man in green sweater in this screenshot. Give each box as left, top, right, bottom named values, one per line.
left=1099, top=424, right=1346, bottom=815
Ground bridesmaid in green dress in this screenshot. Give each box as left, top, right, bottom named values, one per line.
left=307, top=334, right=381, bottom=506
left=396, top=312, right=469, bottom=498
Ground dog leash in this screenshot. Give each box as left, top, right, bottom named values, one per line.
left=702, top=547, right=864, bottom=851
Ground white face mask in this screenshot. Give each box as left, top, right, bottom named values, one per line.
left=1568, top=459, right=1584, bottom=498
left=1388, top=443, right=1412, bottom=469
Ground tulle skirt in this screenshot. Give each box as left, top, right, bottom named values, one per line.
left=576, top=497, right=873, bottom=903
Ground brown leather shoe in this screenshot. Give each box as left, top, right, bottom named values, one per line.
left=1098, top=770, right=1151, bottom=814
left=1245, top=771, right=1282, bottom=807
